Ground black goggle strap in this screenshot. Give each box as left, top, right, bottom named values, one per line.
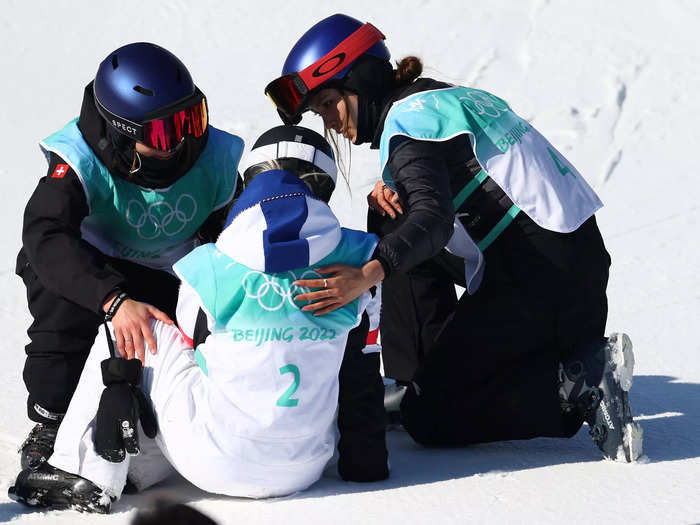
left=94, top=92, right=145, bottom=142
left=94, top=88, right=207, bottom=142
left=142, top=87, right=206, bottom=123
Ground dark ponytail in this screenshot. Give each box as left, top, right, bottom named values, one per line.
left=394, top=56, right=423, bottom=87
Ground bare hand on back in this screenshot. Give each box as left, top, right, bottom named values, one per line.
left=367, top=180, right=403, bottom=219
left=103, top=294, right=173, bottom=364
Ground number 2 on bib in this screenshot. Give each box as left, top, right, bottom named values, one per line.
left=276, top=364, right=300, bottom=407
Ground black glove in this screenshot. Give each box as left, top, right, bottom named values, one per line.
left=94, top=357, right=158, bottom=462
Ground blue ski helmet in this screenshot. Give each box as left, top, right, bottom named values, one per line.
left=266, top=14, right=390, bottom=124
left=282, top=14, right=390, bottom=82
left=94, top=42, right=208, bottom=150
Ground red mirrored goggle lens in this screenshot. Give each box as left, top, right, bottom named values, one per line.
left=143, top=98, right=208, bottom=152
left=265, top=74, right=307, bottom=119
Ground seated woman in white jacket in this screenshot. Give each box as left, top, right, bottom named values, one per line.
left=9, top=126, right=388, bottom=513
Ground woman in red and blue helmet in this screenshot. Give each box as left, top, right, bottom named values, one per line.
left=266, top=14, right=642, bottom=462
left=16, top=42, right=243, bottom=473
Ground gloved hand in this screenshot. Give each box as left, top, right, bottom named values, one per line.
left=94, top=357, right=158, bottom=462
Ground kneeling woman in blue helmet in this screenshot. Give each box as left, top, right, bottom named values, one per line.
left=9, top=126, right=388, bottom=512
left=266, top=14, right=643, bottom=462
left=16, top=43, right=243, bottom=472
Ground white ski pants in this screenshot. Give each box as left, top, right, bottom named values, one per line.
left=49, top=321, right=185, bottom=498
left=49, top=320, right=323, bottom=499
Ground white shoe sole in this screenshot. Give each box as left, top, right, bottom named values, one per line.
left=608, top=332, right=635, bottom=392
left=607, top=333, right=644, bottom=462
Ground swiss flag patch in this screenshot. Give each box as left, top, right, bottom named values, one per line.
left=51, top=164, right=69, bottom=178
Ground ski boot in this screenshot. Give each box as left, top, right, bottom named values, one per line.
left=559, top=333, right=643, bottom=462
left=19, top=423, right=59, bottom=471
left=8, top=463, right=113, bottom=514
left=384, top=377, right=407, bottom=430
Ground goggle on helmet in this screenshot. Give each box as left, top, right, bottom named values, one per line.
left=93, top=42, right=209, bottom=152
left=265, top=14, right=389, bottom=125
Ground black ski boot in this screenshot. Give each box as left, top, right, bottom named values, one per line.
left=19, top=423, right=59, bottom=471
left=559, top=333, right=643, bottom=462
left=8, top=463, right=113, bottom=514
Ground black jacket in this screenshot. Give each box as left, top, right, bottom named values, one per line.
left=369, top=79, right=515, bottom=277
left=18, top=85, right=234, bottom=314
left=370, top=78, right=608, bottom=288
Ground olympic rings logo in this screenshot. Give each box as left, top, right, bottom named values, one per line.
left=458, top=90, right=510, bottom=118
left=238, top=269, right=321, bottom=312
left=125, top=194, right=198, bottom=240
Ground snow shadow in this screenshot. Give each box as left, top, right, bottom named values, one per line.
left=104, top=423, right=605, bottom=511
left=115, top=375, right=700, bottom=507
left=0, top=501, right=36, bottom=524
left=294, top=374, right=700, bottom=499
left=4, top=374, right=692, bottom=517
left=295, top=430, right=598, bottom=499
left=626, top=375, right=700, bottom=463
left=103, top=428, right=601, bottom=511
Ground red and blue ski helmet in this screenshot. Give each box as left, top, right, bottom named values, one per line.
left=282, top=14, right=390, bottom=81
left=266, top=14, right=390, bottom=124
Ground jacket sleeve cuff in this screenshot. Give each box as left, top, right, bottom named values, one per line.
left=371, top=252, right=392, bottom=279
left=97, top=283, right=124, bottom=315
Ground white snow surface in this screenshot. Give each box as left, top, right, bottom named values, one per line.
left=1, top=0, right=699, bottom=523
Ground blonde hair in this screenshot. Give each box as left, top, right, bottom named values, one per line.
left=243, top=158, right=336, bottom=202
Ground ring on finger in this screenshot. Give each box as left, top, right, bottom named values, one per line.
left=124, top=338, right=133, bottom=343
left=323, top=278, right=328, bottom=289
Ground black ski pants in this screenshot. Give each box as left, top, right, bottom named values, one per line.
left=399, top=215, right=611, bottom=445
left=17, top=251, right=180, bottom=423
left=379, top=263, right=458, bottom=382
left=368, top=209, right=459, bottom=382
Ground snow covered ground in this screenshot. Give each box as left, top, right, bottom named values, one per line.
left=1, top=0, right=699, bottom=523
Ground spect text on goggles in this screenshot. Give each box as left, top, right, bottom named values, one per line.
left=95, top=91, right=208, bottom=152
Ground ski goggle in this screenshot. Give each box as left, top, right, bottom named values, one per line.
left=265, top=23, right=385, bottom=124
left=95, top=87, right=208, bottom=152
